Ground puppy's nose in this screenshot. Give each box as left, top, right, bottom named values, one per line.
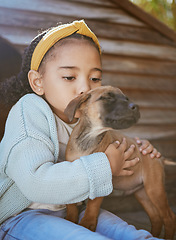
left=129, top=102, right=138, bottom=110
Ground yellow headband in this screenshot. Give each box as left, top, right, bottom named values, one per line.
left=30, top=20, right=101, bottom=71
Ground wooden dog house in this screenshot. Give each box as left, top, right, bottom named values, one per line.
left=0, top=0, right=176, bottom=160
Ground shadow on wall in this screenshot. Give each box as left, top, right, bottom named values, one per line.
left=0, top=37, right=22, bottom=140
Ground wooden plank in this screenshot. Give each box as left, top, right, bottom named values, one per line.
left=121, top=90, right=176, bottom=109
left=0, top=8, right=76, bottom=30
left=68, top=0, right=114, bottom=6
left=2, top=24, right=176, bottom=62
left=122, top=125, right=176, bottom=141
left=117, top=125, right=176, bottom=158
left=100, top=38, right=176, bottom=61
left=102, top=73, right=176, bottom=92
left=110, top=0, right=176, bottom=42
left=89, top=22, right=175, bottom=46
left=0, top=25, right=38, bottom=46
left=102, top=55, right=176, bottom=77
left=139, top=109, right=176, bottom=125
left=0, top=8, right=174, bottom=45
left=149, top=139, right=176, bottom=159
left=103, top=198, right=176, bottom=222
left=0, top=8, right=173, bottom=46
left=0, top=1, right=145, bottom=26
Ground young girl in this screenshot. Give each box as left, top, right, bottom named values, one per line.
left=0, top=20, right=161, bottom=240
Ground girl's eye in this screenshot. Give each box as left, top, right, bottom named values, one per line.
left=90, top=78, right=102, bottom=83
left=63, top=76, right=75, bottom=81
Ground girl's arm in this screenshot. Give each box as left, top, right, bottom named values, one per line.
left=6, top=137, right=136, bottom=205
left=6, top=137, right=113, bottom=204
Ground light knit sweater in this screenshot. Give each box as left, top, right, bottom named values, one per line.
left=0, top=93, right=113, bottom=224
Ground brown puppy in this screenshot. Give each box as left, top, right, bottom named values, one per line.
left=64, top=86, right=176, bottom=239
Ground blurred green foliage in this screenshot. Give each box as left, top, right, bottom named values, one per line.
left=130, top=0, right=176, bottom=31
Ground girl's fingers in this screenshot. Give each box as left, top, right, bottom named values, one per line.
left=150, top=148, right=157, bottom=158
left=123, top=157, right=139, bottom=169
left=118, top=138, right=127, bottom=151
left=141, top=144, right=153, bottom=155
left=150, top=148, right=161, bottom=158
left=136, top=138, right=161, bottom=158
left=113, top=140, right=120, bottom=148
left=118, top=169, right=134, bottom=177
left=135, top=137, right=141, bottom=145
left=139, top=140, right=150, bottom=152
left=113, top=138, right=127, bottom=150
left=119, top=157, right=139, bottom=176
left=124, top=144, right=135, bottom=160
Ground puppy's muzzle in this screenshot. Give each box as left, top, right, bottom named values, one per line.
left=102, top=96, right=140, bottom=130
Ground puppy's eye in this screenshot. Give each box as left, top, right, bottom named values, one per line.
left=98, top=96, right=106, bottom=101
left=98, top=94, right=115, bottom=102
left=102, top=92, right=116, bottom=101
left=107, top=92, right=115, bottom=99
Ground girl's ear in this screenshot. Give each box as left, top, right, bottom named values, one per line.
left=28, top=70, right=44, bottom=95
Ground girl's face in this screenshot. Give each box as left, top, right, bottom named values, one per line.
left=40, top=39, right=102, bottom=123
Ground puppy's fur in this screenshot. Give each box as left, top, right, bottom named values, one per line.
left=64, top=86, right=176, bottom=239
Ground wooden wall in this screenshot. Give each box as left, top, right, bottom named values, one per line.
left=0, top=0, right=176, bottom=159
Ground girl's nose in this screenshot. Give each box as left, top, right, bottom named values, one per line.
left=78, top=80, right=91, bottom=95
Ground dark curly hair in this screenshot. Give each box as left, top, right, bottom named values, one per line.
left=0, top=29, right=100, bottom=107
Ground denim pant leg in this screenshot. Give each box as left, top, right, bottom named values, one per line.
left=0, top=209, right=111, bottom=240
left=87, top=209, right=162, bottom=240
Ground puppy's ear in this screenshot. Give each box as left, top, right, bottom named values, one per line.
left=64, top=93, right=90, bottom=122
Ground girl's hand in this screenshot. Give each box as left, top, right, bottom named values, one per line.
left=105, top=138, right=139, bottom=177
left=135, top=137, right=161, bottom=159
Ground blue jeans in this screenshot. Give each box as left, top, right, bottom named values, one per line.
left=0, top=208, right=161, bottom=240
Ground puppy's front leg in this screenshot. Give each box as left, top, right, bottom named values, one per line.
left=79, top=197, right=103, bottom=231
left=66, top=203, right=79, bottom=223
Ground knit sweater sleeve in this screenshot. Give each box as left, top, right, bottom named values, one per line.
left=6, top=137, right=112, bottom=204
left=4, top=94, right=113, bottom=204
